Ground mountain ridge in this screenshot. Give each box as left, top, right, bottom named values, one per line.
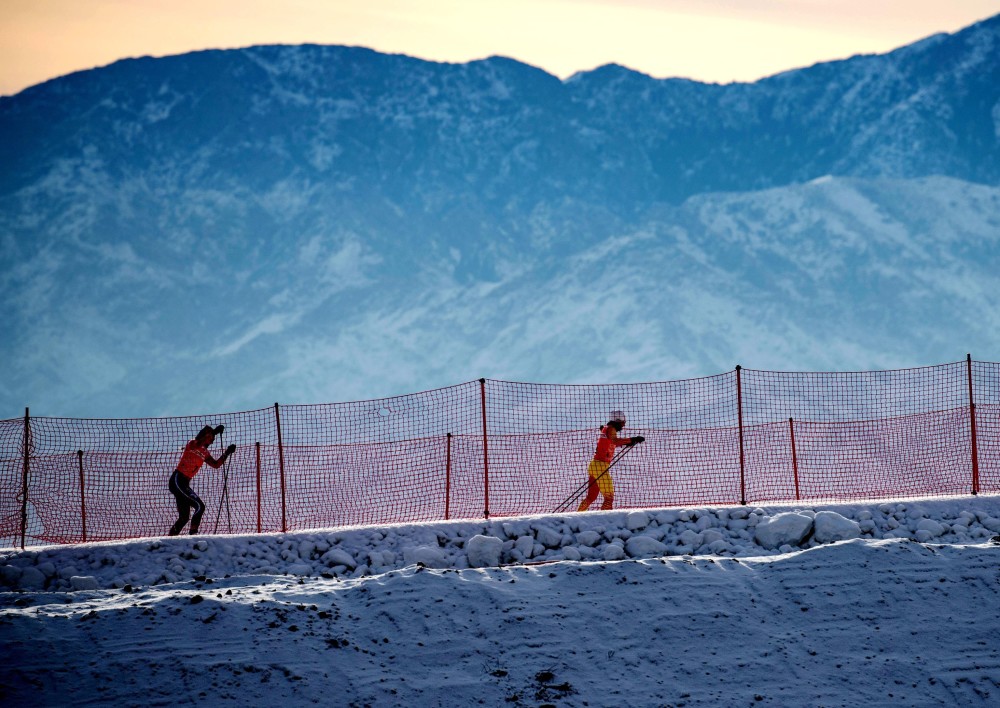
left=2, top=13, right=998, bottom=205
left=1, top=14, right=999, bottom=417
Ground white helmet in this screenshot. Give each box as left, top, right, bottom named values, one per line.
left=609, top=410, right=626, bottom=425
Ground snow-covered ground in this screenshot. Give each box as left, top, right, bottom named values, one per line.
left=3, top=496, right=1000, bottom=706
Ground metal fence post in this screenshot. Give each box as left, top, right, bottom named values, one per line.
left=21, top=408, right=30, bottom=549
left=275, top=403, right=288, bottom=532
left=255, top=442, right=263, bottom=534
left=445, top=433, right=452, bottom=520
left=967, top=354, right=980, bottom=495
left=479, top=379, right=490, bottom=519
left=736, top=366, right=747, bottom=505
left=77, top=450, right=87, bottom=543
left=789, top=418, right=801, bottom=501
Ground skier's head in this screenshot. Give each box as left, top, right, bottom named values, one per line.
left=608, top=410, right=626, bottom=431
left=196, top=425, right=217, bottom=445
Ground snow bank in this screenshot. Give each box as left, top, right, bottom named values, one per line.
left=1, top=496, right=998, bottom=592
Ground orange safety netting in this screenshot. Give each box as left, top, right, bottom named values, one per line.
left=2, top=358, right=998, bottom=547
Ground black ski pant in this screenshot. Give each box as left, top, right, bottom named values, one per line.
left=168, top=470, right=205, bottom=535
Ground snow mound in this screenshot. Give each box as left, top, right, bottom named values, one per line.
left=2, top=496, right=999, bottom=592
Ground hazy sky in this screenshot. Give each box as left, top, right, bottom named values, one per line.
left=2, top=0, right=998, bottom=96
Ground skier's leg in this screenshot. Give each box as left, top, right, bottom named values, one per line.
left=578, top=460, right=607, bottom=511
left=577, top=476, right=599, bottom=512
left=188, top=491, right=206, bottom=535
left=168, top=470, right=191, bottom=535
left=597, top=468, right=615, bottom=510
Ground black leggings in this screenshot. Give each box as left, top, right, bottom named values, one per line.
left=168, top=470, right=205, bottom=535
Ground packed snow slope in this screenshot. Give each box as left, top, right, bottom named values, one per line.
left=3, top=496, right=1000, bottom=706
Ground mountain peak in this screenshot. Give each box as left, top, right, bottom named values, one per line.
left=1, top=16, right=999, bottom=415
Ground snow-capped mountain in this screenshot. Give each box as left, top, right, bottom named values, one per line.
left=1, top=15, right=998, bottom=417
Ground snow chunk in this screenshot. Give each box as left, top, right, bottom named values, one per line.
left=678, top=529, right=701, bottom=547
left=533, top=524, right=563, bottom=548
left=37, top=562, right=56, bottom=578
left=626, top=512, right=650, bottom=531
left=602, top=544, right=626, bottom=561
left=701, top=530, right=725, bottom=546
left=368, top=550, right=396, bottom=568
left=466, top=535, right=503, bottom=567
left=19, top=567, right=46, bottom=590
left=0, top=565, right=21, bottom=586
left=695, top=515, right=714, bottom=531
left=70, top=575, right=100, bottom=591
left=755, top=512, right=814, bottom=550
left=915, top=518, right=946, bottom=538
left=625, top=536, right=668, bottom=558
left=403, top=545, right=447, bottom=569
left=501, top=521, right=529, bottom=538
left=514, top=536, right=535, bottom=559
left=655, top=510, right=679, bottom=524
left=320, top=548, right=357, bottom=569
left=813, top=511, right=862, bottom=544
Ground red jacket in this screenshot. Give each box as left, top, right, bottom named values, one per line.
left=593, top=426, right=634, bottom=463
left=176, top=440, right=212, bottom=479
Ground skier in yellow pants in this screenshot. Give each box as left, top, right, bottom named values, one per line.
left=577, top=410, right=644, bottom=511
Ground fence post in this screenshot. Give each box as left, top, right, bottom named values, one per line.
left=21, top=407, right=30, bottom=549
left=445, top=433, right=452, bottom=520
left=736, top=366, right=747, bottom=505
left=789, top=418, right=800, bottom=502
left=255, top=442, right=263, bottom=534
left=967, top=354, right=980, bottom=496
left=479, top=379, right=490, bottom=519
left=77, top=450, right=87, bottom=543
left=274, top=403, right=288, bottom=532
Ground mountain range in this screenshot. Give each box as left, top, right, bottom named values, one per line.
left=1, top=14, right=998, bottom=418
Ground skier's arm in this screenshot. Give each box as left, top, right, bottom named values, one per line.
left=608, top=428, right=636, bottom=447
left=205, top=444, right=237, bottom=469
left=612, top=431, right=645, bottom=447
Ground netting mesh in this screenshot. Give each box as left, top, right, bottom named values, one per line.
left=972, top=360, right=1000, bottom=495
left=483, top=374, right=741, bottom=514
left=3, top=359, right=999, bottom=548
left=739, top=362, right=979, bottom=503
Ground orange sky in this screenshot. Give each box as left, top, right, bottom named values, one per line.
left=1, top=0, right=998, bottom=96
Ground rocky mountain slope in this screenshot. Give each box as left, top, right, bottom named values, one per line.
left=0, top=15, right=998, bottom=417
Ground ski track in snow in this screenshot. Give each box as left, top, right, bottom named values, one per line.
left=2, top=496, right=1000, bottom=706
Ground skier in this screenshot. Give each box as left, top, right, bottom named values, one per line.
left=577, top=410, right=644, bottom=512
left=168, top=425, right=235, bottom=536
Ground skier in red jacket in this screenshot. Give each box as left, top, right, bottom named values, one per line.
left=168, top=425, right=235, bottom=536
left=577, top=410, right=644, bottom=511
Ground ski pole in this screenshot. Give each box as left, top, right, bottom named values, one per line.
left=213, top=428, right=233, bottom=534
left=223, top=453, right=232, bottom=532
left=552, top=443, right=638, bottom=514
left=213, top=460, right=231, bottom=534
left=553, top=444, right=634, bottom=514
